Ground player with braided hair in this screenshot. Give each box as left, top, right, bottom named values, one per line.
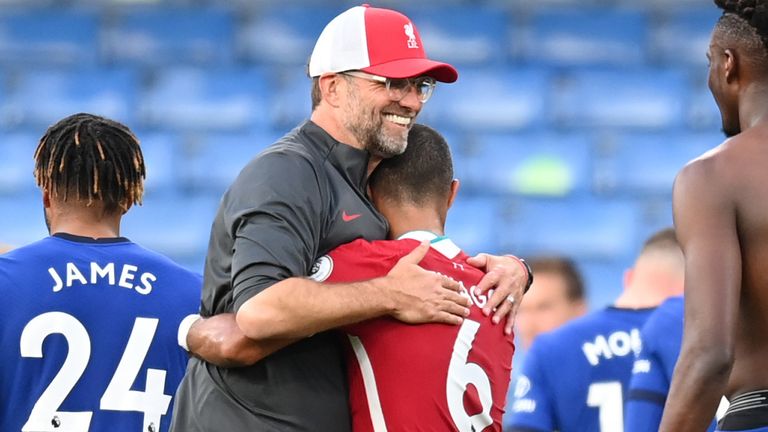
left=0, top=113, right=201, bottom=432
left=659, top=1, right=768, bottom=431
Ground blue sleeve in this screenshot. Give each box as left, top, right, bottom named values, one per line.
left=505, top=340, right=556, bottom=432
left=625, top=313, right=670, bottom=432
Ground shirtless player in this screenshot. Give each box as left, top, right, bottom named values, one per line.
left=660, top=1, right=768, bottom=430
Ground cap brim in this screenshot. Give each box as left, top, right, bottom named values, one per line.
left=362, top=58, right=458, bottom=83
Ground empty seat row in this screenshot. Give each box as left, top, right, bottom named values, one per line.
left=0, top=66, right=720, bottom=133
left=0, top=129, right=723, bottom=200
left=0, top=5, right=719, bottom=68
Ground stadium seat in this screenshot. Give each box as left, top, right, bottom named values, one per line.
left=181, top=130, right=282, bottom=196
left=650, top=8, right=720, bottom=67
left=133, top=131, right=183, bottom=195
left=138, top=67, right=270, bottom=132
left=462, top=132, right=594, bottom=197
left=595, top=132, right=721, bottom=196
left=103, top=7, right=234, bottom=66
left=238, top=6, right=338, bottom=65
left=521, top=9, right=649, bottom=66
left=0, top=9, right=98, bottom=66
left=498, top=198, right=640, bottom=260
left=688, top=82, right=721, bottom=131
left=575, top=258, right=629, bottom=310
left=552, top=68, right=688, bottom=129
left=2, top=68, right=138, bottom=130
left=269, top=68, right=314, bottom=130
left=444, top=196, right=500, bottom=256
left=0, top=194, right=48, bottom=248
left=403, top=6, right=511, bottom=66
left=419, top=66, right=552, bottom=132
left=0, top=132, right=38, bottom=195
left=121, top=195, right=220, bottom=264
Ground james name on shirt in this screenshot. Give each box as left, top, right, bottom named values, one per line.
left=47, top=261, right=157, bottom=294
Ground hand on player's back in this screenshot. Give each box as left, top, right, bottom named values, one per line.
left=469, top=253, right=528, bottom=335
left=385, top=241, right=471, bottom=326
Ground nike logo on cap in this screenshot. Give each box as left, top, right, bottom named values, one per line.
left=342, top=211, right=362, bottom=222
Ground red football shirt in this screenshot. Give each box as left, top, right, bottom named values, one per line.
left=310, top=232, right=515, bottom=431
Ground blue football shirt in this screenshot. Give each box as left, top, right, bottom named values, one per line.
left=0, top=234, right=201, bottom=432
left=507, top=306, right=653, bottom=432
left=625, top=296, right=717, bottom=432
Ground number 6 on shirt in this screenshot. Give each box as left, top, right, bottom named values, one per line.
left=447, top=319, right=493, bottom=430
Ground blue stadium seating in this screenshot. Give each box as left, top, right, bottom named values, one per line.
left=522, top=9, right=649, bottom=66
left=0, top=9, right=98, bottom=66
left=444, top=196, right=499, bottom=256
left=595, top=132, right=722, bottom=196
left=403, top=6, right=511, bottom=66
left=120, top=195, right=219, bottom=265
left=498, top=198, right=641, bottom=260
left=138, top=67, right=270, bottom=132
left=552, top=68, right=689, bottom=129
left=650, top=8, right=721, bottom=67
left=181, top=131, right=282, bottom=196
left=0, top=194, right=48, bottom=247
left=576, top=258, right=630, bottom=309
left=238, top=6, right=337, bottom=66
left=419, top=66, right=551, bottom=132
left=135, top=131, right=183, bottom=195
left=103, top=7, right=234, bottom=66
left=0, top=1, right=730, bottom=285
left=0, top=132, right=38, bottom=195
left=2, top=68, right=138, bottom=130
left=462, top=132, right=593, bottom=197
left=688, top=80, right=722, bottom=130
left=269, top=68, right=314, bottom=129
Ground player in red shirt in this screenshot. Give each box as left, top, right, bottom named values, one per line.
left=307, top=124, right=517, bottom=431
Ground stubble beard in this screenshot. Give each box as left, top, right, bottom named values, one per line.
left=342, top=86, right=409, bottom=159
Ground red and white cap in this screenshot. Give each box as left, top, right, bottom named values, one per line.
left=308, top=4, right=458, bottom=83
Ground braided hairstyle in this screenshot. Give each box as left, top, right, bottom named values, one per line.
left=714, top=0, right=768, bottom=67
left=34, top=113, right=145, bottom=213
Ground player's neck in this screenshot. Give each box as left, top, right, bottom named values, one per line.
left=385, top=206, right=445, bottom=240
left=48, top=209, right=122, bottom=239
left=739, top=82, right=768, bottom=131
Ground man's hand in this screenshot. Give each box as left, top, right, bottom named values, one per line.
left=467, top=253, right=528, bottom=335
left=187, top=313, right=294, bottom=367
left=385, top=241, right=471, bottom=325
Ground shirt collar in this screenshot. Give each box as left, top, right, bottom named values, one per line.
left=397, top=230, right=462, bottom=260
left=300, top=120, right=371, bottom=191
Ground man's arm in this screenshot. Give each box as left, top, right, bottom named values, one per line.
left=659, top=158, right=740, bottom=431
left=237, top=241, right=469, bottom=340
left=187, top=241, right=470, bottom=366
left=185, top=314, right=296, bottom=367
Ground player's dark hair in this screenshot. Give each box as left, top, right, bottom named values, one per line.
left=369, top=123, right=453, bottom=206
left=311, top=77, right=322, bottom=110
left=34, top=113, right=145, bottom=213
left=640, top=227, right=680, bottom=255
left=714, top=0, right=768, bottom=68
left=528, top=257, right=586, bottom=302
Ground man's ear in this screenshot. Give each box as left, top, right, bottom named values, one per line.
left=723, top=48, right=738, bottom=85
left=319, top=74, right=344, bottom=108
left=446, top=179, right=460, bottom=210
left=42, top=189, right=51, bottom=209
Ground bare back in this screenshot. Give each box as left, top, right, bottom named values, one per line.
left=727, top=122, right=768, bottom=394
left=656, top=122, right=768, bottom=431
